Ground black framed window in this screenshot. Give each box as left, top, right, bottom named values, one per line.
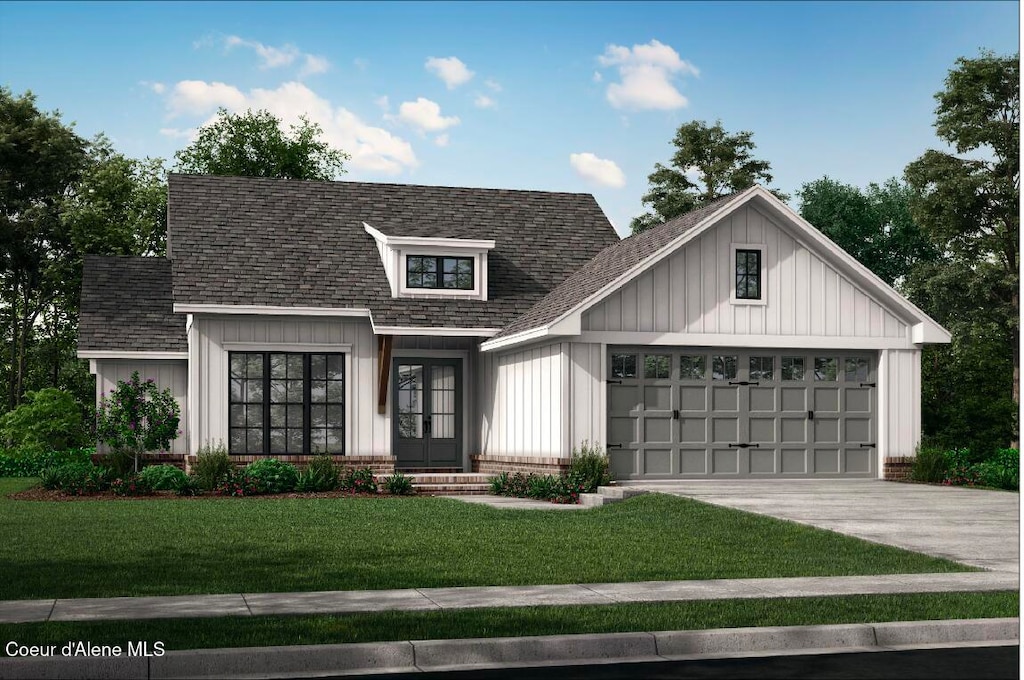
left=229, top=352, right=345, bottom=455
left=406, top=255, right=474, bottom=290
left=735, top=249, right=761, bottom=300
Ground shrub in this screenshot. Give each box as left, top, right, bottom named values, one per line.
left=911, top=444, right=948, bottom=483
left=243, top=458, right=299, bottom=494
left=215, top=470, right=259, bottom=497
left=553, top=473, right=587, bottom=504
left=174, top=475, right=202, bottom=497
left=0, top=389, right=88, bottom=453
left=942, top=448, right=978, bottom=486
left=295, top=454, right=338, bottom=492
left=0, top=447, right=93, bottom=477
left=382, top=471, right=414, bottom=495
left=96, top=371, right=180, bottom=472
left=527, top=474, right=559, bottom=500
left=138, top=464, right=188, bottom=491
left=972, top=448, right=1019, bottom=491
left=504, top=472, right=531, bottom=497
left=100, top=448, right=139, bottom=477
left=568, top=441, right=611, bottom=492
left=341, top=467, right=377, bottom=493
left=489, top=471, right=510, bottom=494
left=110, top=475, right=154, bottom=497
left=39, top=466, right=61, bottom=490
left=193, top=442, right=233, bottom=491
left=52, top=462, right=111, bottom=495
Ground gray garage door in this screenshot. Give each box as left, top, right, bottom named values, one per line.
left=607, top=348, right=876, bottom=479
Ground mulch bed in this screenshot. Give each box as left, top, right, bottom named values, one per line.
left=8, top=488, right=400, bottom=502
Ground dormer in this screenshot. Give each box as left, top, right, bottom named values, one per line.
left=364, top=222, right=496, bottom=301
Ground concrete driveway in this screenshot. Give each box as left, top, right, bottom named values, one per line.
left=625, top=479, right=1019, bottom=575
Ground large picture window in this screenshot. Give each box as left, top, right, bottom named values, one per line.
left=229, top=352, right=345, bottom=455
left=735, top=249, right=761, bottom=300
left=406, top=255, right=474, bottom=290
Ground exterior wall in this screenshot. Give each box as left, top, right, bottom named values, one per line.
left=189, top=315, right=386, bottom=455
left=566, top=342, right=605, bottom=450
left=581, top=204, right=911, bottom=341
left=478, top=341, right=565, bottom=457
left=879, top=348, right=922, bottom=462
left=93, top=359, right=188, bottom=455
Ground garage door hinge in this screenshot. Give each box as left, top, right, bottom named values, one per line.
left=860, top=443, right=876, bottom=448
left=607, top=443, right=623, bottom=449
left=860, top=382, right=876, bottom=387
left=607, top=379, right=623, bottom=384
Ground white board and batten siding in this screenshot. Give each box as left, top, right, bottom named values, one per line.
left=188, top=316, right=386, bottom=455
left=879, top=349, right=922, bottom=458
left=581, top=204, right=911, bottom=343
left=478, top=341, right=605, bottom=459
left=94, top=359, right=189, bottom=455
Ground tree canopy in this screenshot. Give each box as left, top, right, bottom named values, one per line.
left=631, top=120, right=787, bottom=234
left=174, top=108, right=349, bottom=181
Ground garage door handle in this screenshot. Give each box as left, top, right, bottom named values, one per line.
left=672, top=409, right=679, bottom=420
left=728, top=443, right=760, bottom=448
left=860, top=382, right=876, bottom=388
left=727, top=381, right=760, bottom=386
left=859, top=443, right=876, bottom=448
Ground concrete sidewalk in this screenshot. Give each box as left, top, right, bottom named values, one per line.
left=1, top=571, right=1017, bottom=624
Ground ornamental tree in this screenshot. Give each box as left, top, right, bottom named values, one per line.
left=95, top=372, right=180, bottom=471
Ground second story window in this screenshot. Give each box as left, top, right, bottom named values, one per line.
left=407, top=256, right=474, bottom=290
left=735, top=248, right=761, bottom=300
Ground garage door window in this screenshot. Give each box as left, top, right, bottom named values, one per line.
left=611, top=354, right=637, bottom=378
left=814, top=357, right=837, bottom=381
left=712, top=355, right=737, bottom=380
left=845, top=358, right=869, bottom=382
left=749, top=356, right=774, bottom=381
left=644, top=355, right=671, bottom=379
left=680, top=355, right=705, bottom=380
left=781, top=356, right=805, bottom=381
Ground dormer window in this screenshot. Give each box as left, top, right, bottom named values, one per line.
left=407, top=256, right=474, bottom=290
left=364, top=222, right=495, bottom=301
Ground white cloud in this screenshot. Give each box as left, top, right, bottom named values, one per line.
left=474, top=94, right=496, bottom=109
left=484, top=78, right=502, bottom=92
left=597, top=39, right=697, bottom=110
left=224, top=35, right=330, bottom=76
left=374, top=95, right=390, bottom=112
left=569, top=152, right=626, bottom=188
left=434, top=134, right=450, bottom=147
left=300, top=54, right=330, bottom=76
left=158, top=127, right=195, bottom=140
left=140, top=80, right=166, bottom=94
left=425, top=56, right=474, bottom=89
left=592, top=71, right=602, bottom=83
left=392, top=97, right=460, bottom=133
left=165, top=80, right=417, bottom=175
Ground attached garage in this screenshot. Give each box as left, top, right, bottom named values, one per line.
left=607, top=347, right=876, bottom=478
left=479, top=186, right=950, bottom=480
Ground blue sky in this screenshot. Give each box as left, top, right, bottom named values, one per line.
left=0, top=1, right=1018, bottom=235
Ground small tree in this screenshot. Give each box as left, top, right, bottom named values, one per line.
left=96, top=372, right=180, bottom=472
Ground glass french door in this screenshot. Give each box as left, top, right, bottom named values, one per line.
left=392, top=358, right=461, bottom=468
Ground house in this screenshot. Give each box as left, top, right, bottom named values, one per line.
left=78, top=175, right=950, bottom=480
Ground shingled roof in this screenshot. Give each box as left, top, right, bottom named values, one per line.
left=79, top=255, right=186, bottom=353
left=492, top=191, right=744, bottom=339
left=167, top=174, right=619, bottom=329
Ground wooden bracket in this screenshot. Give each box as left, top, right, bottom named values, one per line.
left=377, top=334, right=393, bottom=414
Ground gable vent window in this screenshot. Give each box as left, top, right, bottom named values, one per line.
left=407, top=256, right=474, bottom=290
left=735, top=249, right=762, bottom=300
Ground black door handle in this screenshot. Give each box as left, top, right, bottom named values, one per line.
left=727, top=381, right=760, bottom=386
left=808, top=410, right=814, bottom=420
left=672, top=409, right=679, bottom=420
left=728, top=443, right=760, bottom=449
left=423, top=417, right=431, bottom=435
left=860, top=382, right=876, bottom=388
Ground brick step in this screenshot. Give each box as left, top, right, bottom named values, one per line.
left=403, top=473, right=492, bottom=484
left=413, top=483, right=492, bottom=496
left=398, top=467, right=463, bottom=474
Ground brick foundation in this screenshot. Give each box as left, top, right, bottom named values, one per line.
left=471, top=454, right=569, bottom=476
left=883, top=456, right=914, bottom=481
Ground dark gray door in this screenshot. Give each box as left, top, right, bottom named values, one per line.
left=607, top=348, right=875, bottom=479
left=393, top=358, right=461, bottom=468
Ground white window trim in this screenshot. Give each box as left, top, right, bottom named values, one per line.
left=730, top=243, right=767, bottom=306
left=397, top=250, right=487, bottom=299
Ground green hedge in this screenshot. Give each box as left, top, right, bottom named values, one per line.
left=0, top=447, right=95, bottom=478
left=912, top=445, right=1018, bottom=491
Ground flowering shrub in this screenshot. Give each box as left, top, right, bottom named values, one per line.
left=138, top=464, right=189, bottom=491
left=110, top=475, right=154, bottom=497
left=490, top=470, right=588, bottom=504
left=382, top=471, right=414, bottom=495
left=243, top=458, right=299, bottom=494
left=215, top=471, right=260, bottom=497
left=340, top=467, right=378, bottom=493
left=96, top=372, right=180, bottom=472
left=47, top=462, right=112, bottom=495
left=941, top=448, right=979, bottom=487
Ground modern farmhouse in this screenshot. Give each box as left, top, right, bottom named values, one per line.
left=78, top=175, right=950, bottom=480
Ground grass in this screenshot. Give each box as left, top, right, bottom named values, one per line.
left=0, top=592, right=1016, bottom=653
left=0, top=477, right=973, bottom=600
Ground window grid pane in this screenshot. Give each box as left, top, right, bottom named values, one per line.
left=781, top=357, right=805, bottom=381
left=712, top=356, right=738, bottom=380
left=814, top=357, right=838, bottom=381
left=736, top=249, right=761, bottom=300
left=611, top=354, right=637, bottom=379
left=679, top=355, right=705, bottom=380
left=749, top=356, right=774, bottom=381
left=407, top=256, right=474, bottom=290
left=644, top=355, right=671, bottom=379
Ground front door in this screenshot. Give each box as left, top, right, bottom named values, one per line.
left=392, top=358, right=462, bottom=468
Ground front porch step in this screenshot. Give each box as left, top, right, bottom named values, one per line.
left=412, top=483, right=492, bottom=496
left=580, top=486, right=650, bottom=507
left=402, top=472, right=493, bottom=496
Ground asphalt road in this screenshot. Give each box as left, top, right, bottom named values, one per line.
left=377, top=645, right=1020, bottom=680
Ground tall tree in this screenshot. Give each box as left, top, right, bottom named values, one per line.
left=0, top=88, right=89, bottom=409
left=631, top=120, right=787, bottom=234
left=798, top=177, right=940, bottom=287
left=904, top=50, right=1019, bottom=446
left=174, top=108, right=349, bottom=180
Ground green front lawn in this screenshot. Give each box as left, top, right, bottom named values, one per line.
left=1, top=592, right=1016, bottom=652
left=0, top=478, right=971, bottom=600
